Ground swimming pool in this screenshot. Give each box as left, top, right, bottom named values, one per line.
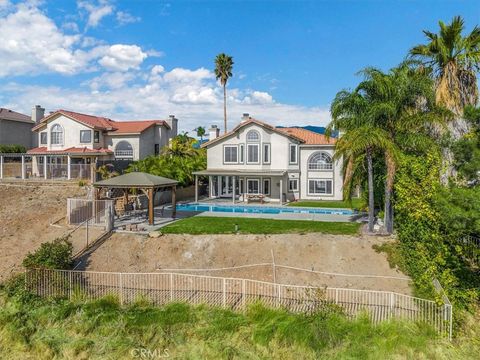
left=175, top=203, right=354, bottom=215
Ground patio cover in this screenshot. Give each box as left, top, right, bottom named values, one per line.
left=193, top=169, right=287, bottom=176
left=93, top=172, right=178, bottom=225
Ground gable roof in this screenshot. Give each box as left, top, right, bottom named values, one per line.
left=201, top=118, right=305, bottom=147
left=32, top=109, right=170, bottom=133
left=201, top=117, right=336, bottom=147
left=0, top=108, right=33, bottom=124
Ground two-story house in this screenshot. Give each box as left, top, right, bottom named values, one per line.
left=26, top=108, right=177, bottom=180
left=194, top=114, right=342, bottom=203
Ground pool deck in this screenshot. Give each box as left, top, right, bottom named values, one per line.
left=195, top=210, right=353, bottom=222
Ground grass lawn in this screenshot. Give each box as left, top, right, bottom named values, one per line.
left=161, top=216, right=361, bottom=235
left=288, top=197, right=364, bottom=209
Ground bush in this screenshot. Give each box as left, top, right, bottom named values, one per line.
left=0, top=144, right=26, bottom=153
left=22, top=237, right=74, bottom=270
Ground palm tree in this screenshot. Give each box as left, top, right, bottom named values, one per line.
left=194, top=126, right=206, bottom=142
left=214, top=53, right=234, bottom=134
left=409, top=16, right=480, bottom=116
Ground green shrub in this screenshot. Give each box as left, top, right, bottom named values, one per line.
left=0, top=144, right=27, bottom=153
left=22, top=237, right=74, bottom=270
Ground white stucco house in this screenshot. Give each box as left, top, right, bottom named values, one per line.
left=23, top=108, right=177, bottom=180
left=194, top=114, right=343, bottom=203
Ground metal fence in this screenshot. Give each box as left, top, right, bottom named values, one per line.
left=458, top=235, right=480, bottom=266
left=67, top=198, right=114, bottom=225
left=25, top=269, right=453, bottom=339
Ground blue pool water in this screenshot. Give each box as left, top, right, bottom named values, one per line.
left=175, top=203, right=354, bottom=215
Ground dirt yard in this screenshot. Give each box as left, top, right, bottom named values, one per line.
left=82, top=232, right=412, bottom=294
left=0, top=183, right=87, bottom=282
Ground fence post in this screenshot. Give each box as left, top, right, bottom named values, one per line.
left=170, top=273, right=173, bottom=302
left=86, top=219, right=89, bottom=248
left=69, top=271, right=72, bottom=300
left=390, top=292, right=395, bottom=318
left=277, top=284, right=281, bottom=308
left=242, top=279, right=246, bottom=310
left=119, top=273, right=123, bottom=305
left=335, top=288, right=339, bottom=304
left=223, top=278, right=226, bottom=308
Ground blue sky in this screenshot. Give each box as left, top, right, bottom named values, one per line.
left=1, top=0, right=479, bottom=132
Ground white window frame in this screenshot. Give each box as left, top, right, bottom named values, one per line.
left=308, top=151, right=333, bottom=170
left=288, top=179, right=298, bottom=192
left=40, top=132, right=47, bottom=145
left=50, top=124, right=64, bottom=146
left=308, top=179, right=333, bottom=195
left=80, top=130, right=92, bottom=144
left=246, top=129, right=260, bottom=142
left=247, top=144, right=260, bottom=164
left=263, top=143, right=271, bottom=164
left=239, top=144, right=244, bottom=163
left=223, top=145, right=238, bottom=164
left=263, top=178, right=271, bottom=195
left=289, top=144, right=298, bottom=164
left=246, top=178, right=260, bottom=194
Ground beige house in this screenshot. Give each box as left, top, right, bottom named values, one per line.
left=194, top=114, right=343, bottom=203
left=21, top=109, right=177, bottom=180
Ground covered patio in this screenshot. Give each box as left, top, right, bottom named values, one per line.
left=93, top=172, right=178, bottom=226
left=193, top=169, right=287, bottom=204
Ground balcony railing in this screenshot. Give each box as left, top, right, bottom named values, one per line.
left=308, top=163, right=333, bottom=170
left=115, top=150, right=133, bottom=158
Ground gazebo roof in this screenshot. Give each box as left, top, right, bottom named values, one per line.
left=93, top=172, right=178, bottom=188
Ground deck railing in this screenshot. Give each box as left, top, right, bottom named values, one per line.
left=25, top=269, right=453, bottom=339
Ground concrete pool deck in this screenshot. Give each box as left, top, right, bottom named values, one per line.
left=192, top=210, right=354, bottom=222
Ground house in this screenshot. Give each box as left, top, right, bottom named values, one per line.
left=193, top=114, right=342, bottom=203
left=23, top=108, right=177, bottom=180
left=0, top=107, right=37, bottom=149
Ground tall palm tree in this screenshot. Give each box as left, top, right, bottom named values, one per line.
left=409, top=16, right=480, bottom=116
left=194, top=126, right=206, bottom=142
left=214, top=53, right=234, bottom=134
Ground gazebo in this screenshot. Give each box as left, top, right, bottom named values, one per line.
left=93, top=172, right=178, bottom=225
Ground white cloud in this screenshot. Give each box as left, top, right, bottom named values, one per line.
left=77, top=0, right=114, bottom=28
left=86, top=71, right=136, bottom=90
left=98, top=44, right=148, bottom=71
left=163, top=67, right=213, bottom=84
left=116, top=10, right=140, bottom=25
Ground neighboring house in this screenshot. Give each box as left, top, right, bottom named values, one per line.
left=0, top=107, right=37, bottom=148
left=194, top=114, right=342, bottom=203
left=22, top=109, right=177, bottom=180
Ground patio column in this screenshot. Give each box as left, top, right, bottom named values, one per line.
left=232, top=176, right=236, bottom=204
left=208, top=176, right=213, bottom=198
left=217, top=176, right=221, bottom=198
left=279, top=178, right=283, bottom=203
left=148, top=188, right=154, bottom=225
left=43, top=155, right=47, bottom=180
left=194, top=174, right=198, bottom=203
left=67, top=155, right=71, bottom=180
left=21, top=155, right=25, bottom=179
left=0, top=155, right=3, bottom=179
left=172, top=186, right=177, bottom=218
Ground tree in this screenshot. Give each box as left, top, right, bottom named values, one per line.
left=409, top=16, right=480, bottom=117
left=214, top=53, right=234, bottom=134
left=194, top=126, right=206, bottom=142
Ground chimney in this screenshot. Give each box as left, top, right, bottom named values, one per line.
left=166, top=114, right=178, bottom=137
left=209, top=125, right=220, bottom=140
left=241, top=113, right=250, bottom=122
left=31, top=105, right=45, bottom=123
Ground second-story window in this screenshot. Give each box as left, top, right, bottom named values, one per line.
left=263, top=143, right=270, bottom=164
left=239, top=144, right=244, bottom=163
left=246, top=129, right=260, bottom=164
left=289, top=144, right=298, bottom=164
left=224, top=145, right=238, bottom=163
left=94, top=131, right=100, bottom=143
left=40, top=132, right=47, bottom=145
left=80, top=130, right=92, bottom=143
left=50, top=124, right=63, bottom=145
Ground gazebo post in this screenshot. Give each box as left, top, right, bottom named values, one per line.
left=148, top=187, right=154, bottom=225
left=172, top=185, right=177, bottom=218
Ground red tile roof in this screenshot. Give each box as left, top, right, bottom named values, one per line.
left=27, top=147, right=113, bottom=155
left=276, top=127, right=336, bottom=145
left=32, top=109, right=170, bottom=133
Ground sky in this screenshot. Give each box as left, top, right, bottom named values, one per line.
left=0, top=0, right=479, bottom=133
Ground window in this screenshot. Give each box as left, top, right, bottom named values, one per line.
left=247, top=179, right=260, bottom=194
left=40, top=132, right=47, bottom=145
left=288, top=179, right=298, bottom=192
left=246, top=130, right=260, bottom=142
left=155, top=144, right=160, bottom=155
left=50, top=124, right=63, bottom=145
left=247, top=144, right=259, bottom=163
left=308, top=179, right=333, bottom=195
left=263, top=143, right=271, bottom=164
left=239, top=144, right=244, bottom=163
left=224, top=145, right=238, bottom=163
left=308, top=152, right=333, bottom=170
left=263, top=179, right=270, bottom=195
left=94, top=131, right=100, bottom=143
left=80, top=130, right=92, bottom=143
left=115, top=141, right=134, bottom=158
left=289, top=144, right=298, bottom=164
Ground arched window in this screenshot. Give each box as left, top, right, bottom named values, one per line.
left=50, top=124, right=64, bottom=145
left=115, top=141, right=134, bottom=158
left=308, top=152, right=333, bottom=170
left=246, top=130, right=260, bottom=142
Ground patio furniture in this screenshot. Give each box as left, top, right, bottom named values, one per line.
left=246, top=194, right=265, bottom=204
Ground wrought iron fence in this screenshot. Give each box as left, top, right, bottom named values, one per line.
left=458, top=235, right=480, bottom=266
left=25, top=269, right=453, bottom=339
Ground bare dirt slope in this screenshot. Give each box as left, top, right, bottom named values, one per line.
left=83, top=232, right=411, bottom=294
left=0, top=183, right=86, bottom=282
